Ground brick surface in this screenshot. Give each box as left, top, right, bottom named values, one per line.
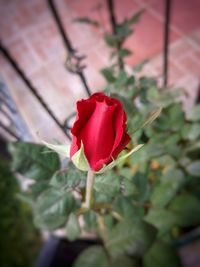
left=0, top=0, right=199, bottom=141
left=139, top=0, right=200, bottom=35
left=179, top=55, right=200, bottom=77
left=169, top=39, right=195, bottom=60
left=124, top=9, right=179, bottom=65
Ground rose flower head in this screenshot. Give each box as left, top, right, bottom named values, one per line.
left=70, top=92, right=131, bottom=172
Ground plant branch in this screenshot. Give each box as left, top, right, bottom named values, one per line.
left=83, top=170, right=95, bottom=209
left=97, top=214, right=108, bottom=242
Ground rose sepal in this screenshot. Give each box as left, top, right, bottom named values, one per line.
left=71, top=142, right=90, bottom=171
left=96, top=143, right=144, bottom=174
left=131, top=107, right=162, bottom=135
left=41, top=139, right=70, bottom=157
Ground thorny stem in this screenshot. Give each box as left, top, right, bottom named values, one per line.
left=83, top=169, right=95, bottom=209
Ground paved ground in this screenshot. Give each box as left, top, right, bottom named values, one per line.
left=0, top=0, right=199, bottom=142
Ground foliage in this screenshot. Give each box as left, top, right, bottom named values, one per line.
left=8, top=7, right=200, bottom=267
left=0, top=157, right=41, bottom=267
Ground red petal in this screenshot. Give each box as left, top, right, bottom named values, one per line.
left=112, top=132, right=131, bottom=158
left=79, top=100, right=117, bottom=170
left=70, top=98, right=95, bottom=158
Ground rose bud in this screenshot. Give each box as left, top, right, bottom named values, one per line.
left=70, top=92, right=131, bottom=172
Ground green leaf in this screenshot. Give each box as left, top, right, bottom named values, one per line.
left=73, top=17, right=100, bottom=27
left=185, top=140, right=200, bottom=153
left=146, top=87, right=180, bottom=108
left=34, top=188, right=79, bottom=230
left=94, top=172, right=120, bottom=196
left=150, top=169, right=184, bottom=208
left=164, top=133, right=181, bottom=146
left=41, top=139, right=70, bottom=157
left=104, top=214, right=115, bottom=231
left=187, top=104, right=200, bottom=121
left=114, top=71, right=128, bottom=87
left=110, top=255, right=139, bottom=267
left=83, top=210, right=97, bottom=231
left=155, top=103, right=184, bottom=132
left=73, top=246, right=108, bottom=267
left=181, top=123, right=192, bottom=140
left=50, top=167, right=86, bottom=190
left=186, top=160, right=200, bottom=177
left=116, top=21, right=132, bottom=39
left=71, top=142, right=90, bottom=171
left=128, top=9, right=144, bottom=25
left=66, top=213, right=80, bottom=241
left=94, top=191, right=113, bottom=203
left=16, top=192, right=34, bottom=207
left=145, top=209, right=178, bottom=236
left=133, top=59, right=148, bottom=72
left=106, top=219, right=157, bottom=257
left=8, top=142, right=60, bottom=180
left=110, top=48, right=132, bottom=59
left=187, top=123, right=200, bottom=140
left=164, top=144, right=182, bottom=159
left=169, top=193, right=200, bottom=227
left=156, top=155, right=176, bottom=169
left=121, top=178, right=138, bottom=196
left=104, top=32, right=118, bottom=47
left=113, top=196, right=144, bottom=219
left=144, top=241, right=181, bottom=267
left=132, top=172, right=149, bottom=202
left=30, top=180, right=50, bottom=197
left=126, top=75, right=135, bottom=85
left=117, top=48, right=132, bottom=58
left=101, top=68, right=116, bottom=83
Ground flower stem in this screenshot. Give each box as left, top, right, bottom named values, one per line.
left=83, top=170, right=95, bottom=209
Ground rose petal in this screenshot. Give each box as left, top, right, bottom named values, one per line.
left=70, top=98, right=95, bottom=157
left=80, top=100, right=117, bottom=171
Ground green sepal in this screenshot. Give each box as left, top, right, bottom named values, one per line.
left=97, top=144, right=144, bottom=174
left=41, top=139, right=70, bottom=158
left=131, top=108, right=162, bottom=135
left=72, top=142, right=90, bottom=172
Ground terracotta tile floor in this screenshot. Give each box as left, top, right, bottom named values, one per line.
left=0, top=0, right=199, bottom=142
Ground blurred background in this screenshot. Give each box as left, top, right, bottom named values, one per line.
left=0, top=0, right=199, bottom=142
left=0, top=0, right=200, bottom=267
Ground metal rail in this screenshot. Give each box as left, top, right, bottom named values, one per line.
left=48, top=0, right=91, bottom=97
left=0, top=41, right=71, bottom=140
left=107, top=0, right=124, bottom=71
left=163, top=0, right=171, bottom=87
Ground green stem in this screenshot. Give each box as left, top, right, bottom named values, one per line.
left=83, top=170, right=95, bottom=209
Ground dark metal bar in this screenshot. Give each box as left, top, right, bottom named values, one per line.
left=0, top=41, right=71, bottom=140
left=48, top=0, right=74, bottom=53
left=0, top=121, right=20, bottom=140
left=163, top=0, right=171, bottom=87
left=0, top=107, right=14, bottom=124
left=0, top=94, right=16, bottom=113
left=107, top=0, right=117, bottom=33
left=0, top=77, right=33, bottom=141
left=195, top=82, right=200, bottom=104
left=48, top=0, right=91, bottom=97
left=107, top=0, right=124, bottom=71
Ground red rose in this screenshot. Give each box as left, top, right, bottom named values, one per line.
left=70, top=92, right=131, bottom=171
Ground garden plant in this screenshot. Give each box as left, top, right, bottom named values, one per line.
left=8, top=8, right=200, bottom=267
